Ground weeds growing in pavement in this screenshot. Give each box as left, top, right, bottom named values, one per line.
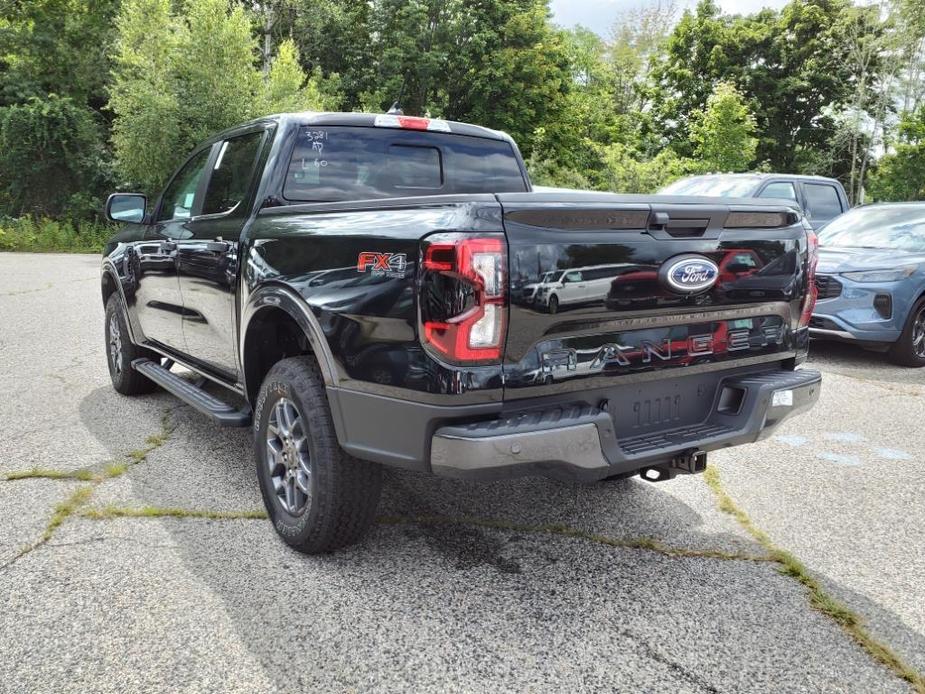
left=81, top=506, right=268, bottom=521
left=0, top=410, right=176, bottom=571
left=704, top=465, right=925, bottom=693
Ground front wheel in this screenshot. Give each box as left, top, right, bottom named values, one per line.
left=888, top=298, right=925, bottom=367
left=547, top=294, right=559, bottom=314
left=254, top=356, right=382, bottom=554
left=104, top=293, right=159, bottom=395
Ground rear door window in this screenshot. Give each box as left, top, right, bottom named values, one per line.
left=157, top=148, right=211, bottom=222
left=283, top=126, right=526, bottom=202
left=202, top=131, right=264, bottom=216
left=758, top=181, right=798, bottom=202
left=804, top=183, right=843, bottom=222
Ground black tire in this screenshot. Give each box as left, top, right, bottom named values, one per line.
left=548, top=294, right=559, bottom=314
left=104, top=293, right=159, bottom=395
left=254, top=355, right=382, bottom=554
left=888, top=297, right=925, bottom=367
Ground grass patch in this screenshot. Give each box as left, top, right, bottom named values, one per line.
left=44, top=486, right=95, bottom=541
left=4, top=467, right=97, bottom=482
left=4, top=411, right=175, bottom=484
left=377, top=514, right=771, bottom=563
left=2, top=485, right=96, bottom=569
left=1, top=410, right=177, bottom=571
left=0, top=216, right=113, bottom=253
left=704, top=465, right=925, bottom=692
left=82, top=505, right=268, bottom=521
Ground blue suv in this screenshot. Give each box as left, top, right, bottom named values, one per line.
left=811, top=203, right=925, bottom=366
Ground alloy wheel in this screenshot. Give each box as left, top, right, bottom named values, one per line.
left=108, top=314, right=123, bottom=375
left=265, top=398, right=313, bottom=515
left=912, top=307, right=925, bottom=358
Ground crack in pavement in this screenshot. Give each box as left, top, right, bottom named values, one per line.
left=45, top=536, right=177, bottom=551
left=704, top=466, right=925, bottom=694
left=0, top=275, right=96, bottom=298
left=73, top=505, right=771, bottom=564
left=0, top=409, right=177, bottom=572
left=7, top=417, right=918, bottom=691
left=2, top=409, right=179, bottom=483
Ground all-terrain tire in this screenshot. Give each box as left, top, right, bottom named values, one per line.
left=254, top=355, right=382, bottom=554
left=104, top=293, right=159, bottom=395
left=888, top=297, right=925, bottom=367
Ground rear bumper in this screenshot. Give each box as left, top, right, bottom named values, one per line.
left=430, top=368, right=821, bottom=481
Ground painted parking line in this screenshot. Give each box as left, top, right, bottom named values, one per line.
left=816, top=452, right=862, bottom=466
left=774, top=435, right=809, bottom=447
left=872, top=447, right=913, bottom=461
left=823, top=432, right=867, bottom=444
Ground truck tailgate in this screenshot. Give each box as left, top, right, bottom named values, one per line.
left=498, top=192, right=810, bottom=408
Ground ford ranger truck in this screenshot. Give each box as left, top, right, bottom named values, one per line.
left=101, top=112, right=821, bottom=553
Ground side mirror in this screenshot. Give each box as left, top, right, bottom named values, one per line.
left=106, top=193, right=147, bottom=224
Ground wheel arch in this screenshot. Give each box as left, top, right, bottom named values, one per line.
left=101, top=265, right=119, bottom=305
left=240, top=284, right=338, bottom=405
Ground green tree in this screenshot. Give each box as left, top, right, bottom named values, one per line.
left=257, top=39, right=339, bottom=114
left=649, top=0, right=858, bottom=173
left=444, top=1, right=571, bottom=155
left=0, top=0, right=120, bottom=109
left=597, top=143, right=697, bottom=193
left=689, top=81, right=757, bottom=172
left=0, top=95, right=111, bottom=219
left=110, top=0, right=261, bottom=194
left=867, top=106, right=925, bottom=200
left=109, top=0, right=182, bottom=194
left=174, top=0, right=261, bottom=154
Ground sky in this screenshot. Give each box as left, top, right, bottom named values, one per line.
left=549, top=0, right=792, bottom=35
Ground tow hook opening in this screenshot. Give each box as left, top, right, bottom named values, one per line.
left=640, top=450, right=708, bottom=482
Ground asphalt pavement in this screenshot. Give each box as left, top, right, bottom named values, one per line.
left=1, top=252, right=923, bottom=693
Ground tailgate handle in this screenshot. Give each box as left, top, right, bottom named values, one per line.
left=648, top=212, right=709, bottom=238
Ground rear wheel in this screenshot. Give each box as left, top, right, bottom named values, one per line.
left=104, top=293, right=158, bottom=395
left=888, top=298, right=925, bottom=367
left=255, top=356, right=382, bottom=554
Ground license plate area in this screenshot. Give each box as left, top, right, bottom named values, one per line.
left=607, top=371, right=725, bottom=438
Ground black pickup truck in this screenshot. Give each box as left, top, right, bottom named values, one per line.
left=101, top=112, right=821, bottom=553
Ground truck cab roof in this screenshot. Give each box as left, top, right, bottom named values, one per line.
left=208, top=111, right=515, bottom=146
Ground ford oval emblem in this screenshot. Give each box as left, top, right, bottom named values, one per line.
left=659, top=255, right=719, bottom=294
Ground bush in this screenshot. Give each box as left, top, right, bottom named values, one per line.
left=595, top=143, right=700, bottom=193
left=0, top=95, right=111, bottom=221
left=0, top=217, right=114, bottom=253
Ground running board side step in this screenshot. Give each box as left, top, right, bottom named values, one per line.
left=132, top=358, right=252, bottom=427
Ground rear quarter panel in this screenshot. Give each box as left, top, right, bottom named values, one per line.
left=241, top=196, right=505, bottom=404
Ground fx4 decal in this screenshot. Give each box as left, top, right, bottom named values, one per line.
left=356, top=252, right=408, bottom=278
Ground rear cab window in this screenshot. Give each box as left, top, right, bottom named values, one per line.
left=283, top=126, right=527, bottom=202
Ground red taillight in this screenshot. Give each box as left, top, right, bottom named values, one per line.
left=420, top=235, right=507, bottom=363
left=799, top=230, right=818, bottom=329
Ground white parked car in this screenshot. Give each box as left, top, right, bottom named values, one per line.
left=529, top=264, right=635, bottom=313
